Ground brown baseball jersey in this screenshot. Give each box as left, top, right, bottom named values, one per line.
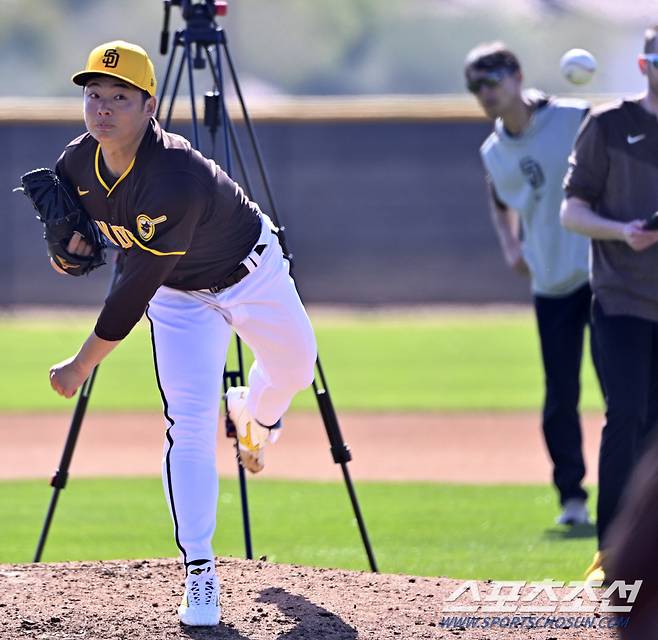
left=56, top=118, right=261, bottom=340
left=564, top=98, right=658, bottom=321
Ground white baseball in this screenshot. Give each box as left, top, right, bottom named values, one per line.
left=560, top=48, right=597, bottom=85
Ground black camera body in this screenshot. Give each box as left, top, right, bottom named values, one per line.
left=170, top=0, right=227, bottom=20
left=160, top=0, right=227, bottom=56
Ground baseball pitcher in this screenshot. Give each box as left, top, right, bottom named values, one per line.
left=19, top=40, right=317, bottom=627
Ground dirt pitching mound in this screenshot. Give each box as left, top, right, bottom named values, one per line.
left=0, top=557, right=622, bottom=639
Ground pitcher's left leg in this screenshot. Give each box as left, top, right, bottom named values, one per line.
left=228, top=252, right=317, bottom=425
left=238, top=286, right=317, bottom=426
left=218, top=232, right=316, bottom=472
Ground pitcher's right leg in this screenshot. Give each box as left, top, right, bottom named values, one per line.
left=146, top=286, right=232, bottom=564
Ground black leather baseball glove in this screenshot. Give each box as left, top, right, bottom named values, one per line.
left=18, top=168, right=106, bottom=276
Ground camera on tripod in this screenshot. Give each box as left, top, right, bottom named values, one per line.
left=169, top=0, right=228, bottom=19
left=160, top=0, right=228, bottom=59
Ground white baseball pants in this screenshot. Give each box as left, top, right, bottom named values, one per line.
left=145, top=215, right=317, bottom=563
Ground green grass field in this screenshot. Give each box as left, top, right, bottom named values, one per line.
left=0, top=477, right=596, bottom=581
left=1, top=310, right=600, bottom=580
left=0, top=311, right=602, bottom=412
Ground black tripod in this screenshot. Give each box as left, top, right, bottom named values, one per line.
left=33, top=250, right=124, bottom=563
left=34, top=0, right=377, bottom=573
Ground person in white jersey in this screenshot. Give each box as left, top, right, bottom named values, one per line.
left=465, top=41, right=602, bottom=527
left=47, top=41, right=317, bottom=627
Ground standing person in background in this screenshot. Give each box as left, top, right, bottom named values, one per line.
left=561, top=25, right=658, bottom=583
left=465, top=42, right=601, bottom=527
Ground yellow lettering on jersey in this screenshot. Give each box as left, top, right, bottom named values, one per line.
left=92, top=220, right=186, bottom=257
left=94, top=220, right=119, bottom=246
left=110, top=225, right=134, bottom=249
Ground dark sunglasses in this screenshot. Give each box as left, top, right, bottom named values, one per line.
left=466, top=70, right=508, bottom=94
left=641, top=53, right=658, bottom=69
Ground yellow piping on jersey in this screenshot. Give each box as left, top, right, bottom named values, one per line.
left=95, top=145, right=136, bottom=197
left=127, top=231, right=187, bottom=256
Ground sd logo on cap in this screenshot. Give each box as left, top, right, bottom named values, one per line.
left=101, top=48, right=120, bottom=69
left=72, top=40, right=157, bottom=96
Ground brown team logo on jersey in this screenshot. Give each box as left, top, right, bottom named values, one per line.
left=136, top=214, right=167, bottom=242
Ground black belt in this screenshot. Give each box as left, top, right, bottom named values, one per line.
left=208, top=244, right=266, bottom=293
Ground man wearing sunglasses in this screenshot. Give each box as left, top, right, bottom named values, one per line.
left=562, top=26, right=658, bottom=584
left=466, top=42, right=601, bottom=530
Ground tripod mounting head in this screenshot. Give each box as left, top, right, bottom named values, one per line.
left=172, top=0, right=227, bottom=19
left=160, top=0, right=228, bottom=55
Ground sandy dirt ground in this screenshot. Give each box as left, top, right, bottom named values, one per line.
left=3, top=411, right=625, bottom=640
left=0, top=411, right=604, bottom=484
left=0, top=557, right=626, bottom=640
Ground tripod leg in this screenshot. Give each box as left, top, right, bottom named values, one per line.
left=184, top=39, right=200, bottom=150
left=202, top=44, right=237, bottom=186
left=156, top=36, right=178, bottom=120
left=221, top=43, right=282, bottom=232
left=236, top=454, right=253, bottom=560
left=33, top=256, right=122, bottom=562
left=223, top=367, right=253, bottom=559
left=314, top=362, right=379, bottom=573
left=163, top=46, right=187, bottom=130
left=33, top=487, right=62, bottom=563
left=33, top=366, right=100, bottom=562
left=339, top=463, right=379, bottom=573
left=212, top=45, right=232, bottom=176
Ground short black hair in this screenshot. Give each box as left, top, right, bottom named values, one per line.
left=644, top=26, right=658, bottom=54
left=464, top=42, right=521, bottom=76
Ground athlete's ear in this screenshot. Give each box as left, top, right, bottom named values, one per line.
left=507, top=69, right=523, bottom=91
left=145, top=96, right=157, bottom=116
left=638, top=55, right=648, bottom=76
